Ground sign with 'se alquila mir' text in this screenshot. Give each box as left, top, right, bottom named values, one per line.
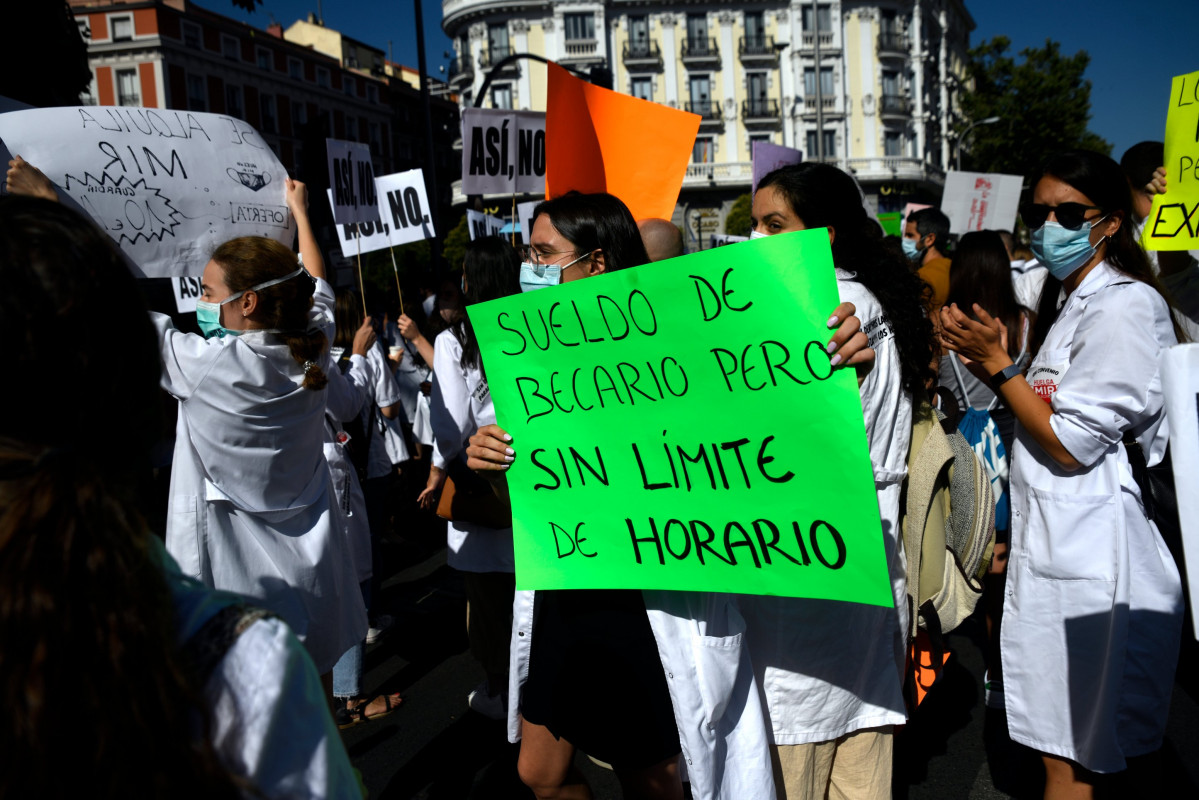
left=468, top=230, right=893, bottom=606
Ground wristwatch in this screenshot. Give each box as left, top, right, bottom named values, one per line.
left=990, top=364, right=1022, bottom=388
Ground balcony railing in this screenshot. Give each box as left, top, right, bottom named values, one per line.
left=683, top=161, right=752, bottom=187
left=684, top=101, right=722, bottom=122
left=879, top=95, right=910, bottom=115
left=877, top=32, right=908, bottom=56
left=478, top=47, right=515, bottom=70
left=681, top=37, right=720, bottom=63
left=449, top=54, right=473, bottom=83
left=562, top=38, right=601, bottom=62
left=623, top=40, right=662, bottom=65
left=803, top=96, right=837, bottom=112
left=739, top=35, right=776, bottom=59
left=741, top=98, right=780, bottom=121
left=800, top=31, right=835, bottom=50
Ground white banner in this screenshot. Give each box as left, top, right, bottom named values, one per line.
left=467, top=209, right=504, bottom=240
left=709, top=234, right=747, bottom=248
left=327, top=189, right=392, bottom=259
left=517, top=199, right=540, bottom=245
left=0, top=106, right=295, bottom=279
left=1161, top=343, right=1199, bottom=640
left=461, top=108, right=546, bottom=195
left=941, top=171, right=1022, bottom=234
left=376, top=168, right=436, bottom=246
left=327, top=138, right=377, bottom=225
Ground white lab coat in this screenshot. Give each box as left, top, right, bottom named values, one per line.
left=1003, top=260, right=1183, bottom=773
left=430, top=327, right=515, bottom=573
left=324, top=355, right=373, bottom=584
left=156, top=276, right=367, bottom=674
left=739, top=274, right=910, bottom=746
left=506, top=275, right=907, bottom=799
left=165, top=543, right=360, bottom=800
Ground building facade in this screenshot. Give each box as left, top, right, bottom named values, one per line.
left=442, top=0, right=974, bottom=246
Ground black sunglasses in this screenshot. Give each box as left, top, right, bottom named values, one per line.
left=1020, top=202, right=1103, bottom=231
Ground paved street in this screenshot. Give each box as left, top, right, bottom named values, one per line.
left=344, top=530, right=1199, bottom=799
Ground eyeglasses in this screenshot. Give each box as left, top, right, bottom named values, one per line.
left=528, top=248, right=580, bottom=267
left=1020, top=202, right=1103, bottom=231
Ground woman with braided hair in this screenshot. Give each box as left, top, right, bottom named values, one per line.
left=153, top=179, right=367, bottom=675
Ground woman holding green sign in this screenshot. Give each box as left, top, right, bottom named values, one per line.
left=742, top=162, right=934, bottom=799
left=940, top=150, right=1183, bottom=799
left=466, top=190, right=876, bottom=800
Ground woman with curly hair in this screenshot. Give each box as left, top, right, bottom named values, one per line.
left=746, top=161, right=935, bottom=799
left=0, top=193, right=358, bottom=799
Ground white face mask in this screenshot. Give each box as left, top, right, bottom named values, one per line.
left=749, top=230, right=769, bottom=240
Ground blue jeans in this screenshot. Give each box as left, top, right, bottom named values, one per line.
left=333, top=580, right=371, bottom=699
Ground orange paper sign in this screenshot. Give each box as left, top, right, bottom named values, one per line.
left=546, top=63, right=700, bottom=222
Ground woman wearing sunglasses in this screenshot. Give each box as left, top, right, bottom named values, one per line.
left=940, top=150, right=1184, bottom=798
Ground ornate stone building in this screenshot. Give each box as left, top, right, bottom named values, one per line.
left=442, top=0, right=974, bottom=245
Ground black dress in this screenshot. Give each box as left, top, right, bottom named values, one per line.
left=520, top=588, right=682, bottom=770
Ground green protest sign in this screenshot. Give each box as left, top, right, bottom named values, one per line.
left=468, top=230, right=892, bottom=606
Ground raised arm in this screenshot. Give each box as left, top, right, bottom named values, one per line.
left=285, top=178, right=325, bottom=282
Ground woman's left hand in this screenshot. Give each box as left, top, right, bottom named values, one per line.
left=939, top=303, right=1008, bottom=374
left=826, top=301, right=875, bottom=384
left=417, top=465, right=445, bottom=510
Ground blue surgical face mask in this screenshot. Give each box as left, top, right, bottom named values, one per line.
left=901, top=236, right=921, bottom=260
left=749, top=230, right=769, bottom=240
left=518, top=252, right=590, bottom=293
left=196, top=265, right=307, bottom=339
left=1030, top=216, right=1109, bottom=281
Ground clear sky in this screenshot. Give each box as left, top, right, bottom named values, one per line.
left=195, top=0, right=1199, bottom=160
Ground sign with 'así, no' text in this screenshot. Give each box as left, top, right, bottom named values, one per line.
left=461, top=108, right=546, bottom=195
left=1143, top=70, right=1199, bottom=251
left=0, top=106, right=295, bottom=280
left=328, top=169, right=437, bottom=259
left=468, top=231, right=892, bottom=604
left=327, top=138, right=377, bottom=225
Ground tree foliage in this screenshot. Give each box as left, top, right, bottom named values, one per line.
left=442, top=213, right=471, bottom=273
left=960, top=37, right=1110, bottom=182
left=725, top=194, right=752, bottom=236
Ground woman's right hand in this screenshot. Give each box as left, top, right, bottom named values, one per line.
left=351, top=318, right=376, bottom=356
left=397, top=314, right=422, bottom=343
left=6, top=156, right=58, bottom=201
left=417, top=465, right=445, bottom=510
left=467, top=424, right=514, bottom=473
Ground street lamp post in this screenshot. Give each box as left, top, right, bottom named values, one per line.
left=954, top=115, right=1000, bottom=171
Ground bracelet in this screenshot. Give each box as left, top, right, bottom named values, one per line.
left=990, top=363, right=1022, bottom=388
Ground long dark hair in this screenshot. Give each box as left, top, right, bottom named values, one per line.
left=333, top=288, right=364, bottom=353
left=0, top=197, right=244, bottom=798
left=211, top=236, right=328, bottom=390
left=531, top=191, right=650, bottom=273
left=457, top=236, right=521, bottom=370
left=757, top=163, right=935, bottom=397
left=1030, top=150, right=1186, bottom=353
left=947, top=230, right=1026, bottom=358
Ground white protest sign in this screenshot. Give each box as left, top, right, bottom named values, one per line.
left=461, top=108, right=546, bottom=195
left=0, top=106, right=295, bottom=279
left=941, top=171, right=1022, bottom=234
left=710, top=233, right=747, bottom=248
left=376, top=169, right=436, bottom=246
left=1160, top=343, right=1199, bottom=640
left=517, top=199, right=540, bottom=245
left=327, top=138, right=377, bottom=225
left=326, top=189, right=392, bottom=259
left=173, top=275, right=202, bottom=313
left=467, top=209, right=504, bottom=240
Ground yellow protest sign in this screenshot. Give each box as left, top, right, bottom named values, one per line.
left=1143, top=70, right=1199, bottom=251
